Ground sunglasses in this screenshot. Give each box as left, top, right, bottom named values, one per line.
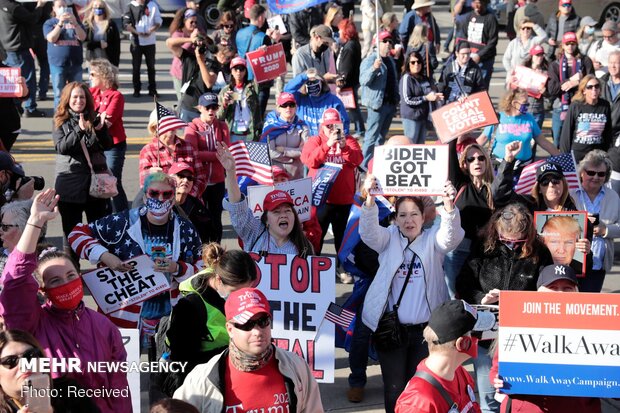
left=584, top=169, right=606, bottom=177
left=561, top=3, right=571, bottom=7
left=325, top=124, right=342, bottom=131
left=176, top=174, right=195, bottom=181
left=147, top=189, right=174, bottom=200
left=499, top=235, right=528, bottom=243
left=540, top=177, right=561, bottom=187
left=409, top=60, right=421, bottom=65
left=382, top=39, right=393, bottom=44
left=232, top=66, right=246, bottom=71
left=466, top=155, right=485, bottom=163
left=205, top=104, right=219, bottom=111
left=280, top=102, right=296, bottom=108
left=222, top=24, right=234, bottom=29
left=585, top=84, right=601, bottom=90
left=0, top=348, right=43, bottom=369
left=0, top=224, right=19, bottom=231
left=233, top=315, right=271, bottom=331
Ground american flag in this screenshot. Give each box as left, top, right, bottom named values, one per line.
left=514, top=152, right=579, bottom=195
left=229, top=141, right=273, bottom=185
left=324, top=302, right=355, bottom=328
left=156, top=102, right=187, bottom=135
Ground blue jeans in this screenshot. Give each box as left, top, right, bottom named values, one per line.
left=105, top=141, right=129, bottom=213
left=348, top=302, right=373, bottom=388
left=362, top=103, right=397, bottom=168
left=402, top=118, right=427, bottom=144
left=4, top=50, right=37, bottom=111
left=51, top=64, right=83, bottom=109
left=551, top=106, right=562, bottom=147
left=532, top=112, right=544, bottom=129
left=443, top=238, right=471, bottom=299
left=180, top=108, right=200, bottom=123
left=479, top=59, right=494, bottom=90
left=473, top=342, right=501, bottom=413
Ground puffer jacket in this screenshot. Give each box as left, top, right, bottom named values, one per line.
left=0, top=251, right=132, bottom=413
left=456, top=241, right=553, bottom=305
left=361, top=203, right=465, bottom=332
left=545, top=11, right=581, bottom=58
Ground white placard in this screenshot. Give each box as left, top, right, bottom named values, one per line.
left=247, top=177, right=312, bottom=222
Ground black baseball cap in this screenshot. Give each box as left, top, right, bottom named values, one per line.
left=537, top=264, right=578, bottom=289
left=428, top=300, right=495, bottom=344
left=0, top=152, right=24, bottom=176
left=536, top=161, right=563, bottom=182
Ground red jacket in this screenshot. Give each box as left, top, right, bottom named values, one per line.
left=183, top=118, right=231, bottom=185
left=301, top=132, right=363, bottom=205
left=90, top=87, right=127, bottom=145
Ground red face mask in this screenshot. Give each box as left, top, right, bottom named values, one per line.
left=457, top=336, right=479, bottom=359
left=45, top=277, right=84, bottom=311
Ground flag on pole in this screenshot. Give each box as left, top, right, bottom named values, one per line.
left=324, top=302, right=355, bottom=328
left=229, top=141, right=273, bottom=185
left=156, top=102, right=187, bottom=135
left=514, top=152, right=579, bottom=195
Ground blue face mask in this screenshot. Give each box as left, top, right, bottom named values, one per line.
left=145, top=197, right=174, bottom=217
left=94, top=7, right=105, bottom=15
left=585, top=27, right=595, bottom=35
left=306, top=79, right=321, bottom=97
left=518, top=102, right=530, bottom=115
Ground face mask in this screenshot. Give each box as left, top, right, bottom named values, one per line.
left=45, top=277, right=84, bottom=311
left=457, top=336, right=479, bottom=359
left=145, top=197, right=174, bottom=217
left=317, top=42, right=329, bottom=54
left=502, top=240, right=525, bottom=250
left=57, top=6, right=66, bottom=15
left=94, top=7, right=105, bottom=15
left=517, top=102, right=530, bottom=115
left=585, top=27, right=595, bottom=35
left=306, top=79, right=321, bottom=96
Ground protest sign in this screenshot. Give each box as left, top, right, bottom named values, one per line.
left=246, top=43, right=287, bottom=83
left=511, top=65, right=548, bottom=99
left=266, top=0, right=329, bottom=14
left=82, top=255, right=170, bottom=314
left=311, top=163, right=342, bottom=207
left=535, top=211, right=587, bottom=277
left=370, top=144, right=449, bottom=196
left=336, top=88, right=356, bottom=109
left=267, top=15, right=288, bottom=34
left=473, top=305, right=499, bottom=341
left=252, top=253, right=336, bottom=382
left=248, top=177, right=312, bottom=222
left=430, top=91, right=499, bottom=144
left=119, top=329, right=140, bottom=413
left=499, top=291, right=620, bottom=398
left=0, top=68, right=22, bottom=98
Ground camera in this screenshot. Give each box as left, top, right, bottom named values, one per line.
left=20, top=176, right=45, bottom=191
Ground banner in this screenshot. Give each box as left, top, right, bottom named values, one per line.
left=370, top=144, right=449, bottom=196
left=266, top=0, right=329, bottom=15
left=311, top=163, right=342, bottom=207
left=0, top=68, right=22, bottom=98
left=534, top=211, right=588, bottom=277
left=511, top=65, right=548, bottom=99
left=430, top=91, right=499, bottom=144
left=119, top=329, right=140, bottom=413
left=336, top=88, right=356, bottom=109
left=267, top=15, right=288, bottom=34
left=82, top=255, right=170, bottom=314
left=252, top=253, right=336, bottom=382
left=499, top=291, right=620, bottom=398
left=246, top=43, right=287, bottom=83
left=248, top=177, right=312, bottom=222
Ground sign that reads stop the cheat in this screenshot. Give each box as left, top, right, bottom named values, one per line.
left=246, top=43, right=287, bottom=83
left=430, top=91, right=499, bottom=144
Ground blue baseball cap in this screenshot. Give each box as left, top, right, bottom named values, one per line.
left=198, top=92, right=219, bottom=107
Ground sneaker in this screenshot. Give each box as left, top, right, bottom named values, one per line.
left=133, top=91, right=141, bottom=98
left=24, top=109, right=46, bottom=118
left=339, top=272, right=354, bottom=284
left=347, top=387, right=364, bottom=403
left=38, top=94, right=48, bottom=101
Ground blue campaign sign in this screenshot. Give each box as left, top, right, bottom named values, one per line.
left=267, top=0, right=329, bottom=15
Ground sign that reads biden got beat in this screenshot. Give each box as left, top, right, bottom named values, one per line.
left=248, top=178, right=312, bottom=222
left=431, top=91, right=499, bottom=144
left=370, top=144, right=449, bottom=196
left=251, top=253, right=336, bottom=382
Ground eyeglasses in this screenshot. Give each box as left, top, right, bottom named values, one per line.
left=222, top=24, right=234, bottom=29
left=0, top=348, right=43, bottom=369
left=176, top=174, right=194, bottom=181
left=233, top=315, right=271, bottom=331
left=0, top=224, right=19, bottom=232
left=147, top=189, right=174, bottom=200
left=232, top=66, right=246, bottom=72
left=603, top=35, right=616, bottom=40
left=280, top=102, right=296, bottom=108
left=585, top=84, right=601, bottom=90
left=409, top=60, right=422, bottom=65
left=540, top=177, right=562, bottom=186
left=205, top=104, right=219, bottom=111
left=466, top=155, right=485, bottom=163
left=584, top=169, right=606, bottom=177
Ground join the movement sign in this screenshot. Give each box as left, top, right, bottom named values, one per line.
left=498, top=291, right=620, bottom=398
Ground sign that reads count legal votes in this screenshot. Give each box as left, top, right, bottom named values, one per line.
left=370, top=144, right=449, bottom=196
left=499, top=290, right=620, bottom=398
left=82, top=255, right=170, bottom=314
left=431, top=91, right=499, bottom=143
left=246, top=43, right=287, bottom=83
left=251, top=253, right=336, bottom=383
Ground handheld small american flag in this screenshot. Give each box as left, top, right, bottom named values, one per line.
left=229, top=141, right=273, bottom=185
left=514, top=152, right=579, bottom=195
left=324, top=302, right=355, bottom=328
left=156, top=102, right=187, bottom=135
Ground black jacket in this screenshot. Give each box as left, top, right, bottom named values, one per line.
left=0, top=0, right=42, bottom=52
left=85, top=20, right=121, bottom=67
left=337, top=39, right=361, bottom=89
left=545, top=11, right=581, bottom=59
left=288, top=6, right=323, bottom=47
left=559, top=98, right=612, bottom=163
left=458, top=10, right=499, bottom=62
left=456, top=241, right=553, bottom=305
left=600, top=73, right=620, bottom=144
left=547, top=55, right=594, bottom=101
left=437, top=56, right=484, bottom=103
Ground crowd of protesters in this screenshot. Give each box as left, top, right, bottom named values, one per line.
left=0, top=0, right=619, bottom=412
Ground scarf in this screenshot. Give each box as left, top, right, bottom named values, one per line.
left=559, top=54, right=581, bottom=119
left=228, top=340, right=274, bottom=372
left=260, top=111, right=307, bottom=144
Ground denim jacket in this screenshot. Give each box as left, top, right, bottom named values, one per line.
left=359, top=51, right=398, bottom=111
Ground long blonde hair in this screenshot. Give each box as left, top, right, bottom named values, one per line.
left=83, top=0, right=111, bottom=32
left=408, top=24, right=428, bottom=49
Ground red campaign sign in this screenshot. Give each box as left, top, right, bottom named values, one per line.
left=246, top=43, right=287, bottom=84
left=511, top=65, right=548, bottom=99
left=0, top=68, right=22, bottom=98
left=336, top=88, right=356, bottom=109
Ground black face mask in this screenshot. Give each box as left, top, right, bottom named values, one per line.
left=317, top=42, right=329, bottom=54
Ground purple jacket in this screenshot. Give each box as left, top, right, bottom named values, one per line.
left=0, top=251, right=132, bottom=413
